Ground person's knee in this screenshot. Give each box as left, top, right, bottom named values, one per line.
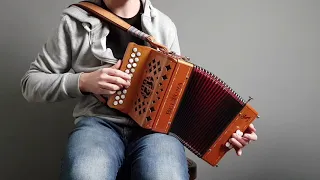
left=61, top=147, right=119, bottom=180
left=136, top=159, right=189, bottom=180
left=68, top=157, right=108, bottom=179
left=60, top=116, right=125, bottom=180
left=132, top=134, right=189, bottom=180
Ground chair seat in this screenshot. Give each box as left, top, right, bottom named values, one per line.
left=187, top=158, right=197, bottom=180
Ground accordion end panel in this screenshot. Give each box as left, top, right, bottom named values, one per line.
left=131, top=49, right=178, bottom=129
left=151, top=59, right=194, bottom=133
left=202, top=103, right=259, bottom=166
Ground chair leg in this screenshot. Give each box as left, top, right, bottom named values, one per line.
left=187, top=158, right=197, bottom=180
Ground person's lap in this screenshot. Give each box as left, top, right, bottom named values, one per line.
left=60, top=116, right=189, bottom=180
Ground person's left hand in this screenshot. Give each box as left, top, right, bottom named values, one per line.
left=226, top=124, right=258, bottom=156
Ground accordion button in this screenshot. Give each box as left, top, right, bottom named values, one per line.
left=123, top=89, right=127, bottom=94
left=132, top=63, right=137, bottom=68
left=121, top=95, right=126, bottom=99
left=130, top=74, right=133, bottom=77
left=135, top=58, right=139, bottom=62
left=225, top=142, right=231, bottom=148
left=133, top=48, right=138, bottom=52
left=127, top=64, right=132, bottom=69
left=113, top=101, right=118, bottom=106
left=131, top=53, right=136, bottom=58
left=226, top=142, right=233, bottom=149
left=129, top=58, right=134, bottom=63
left=136, top=52, right=141, bottom=57
left=236, top=130, right=243, bottom=137
left=125, top=69, right=130, bottom=74
left=117, top=91, right=122, bottom=95
left=115, top=96, right=120, bottom=100
left=119, top=100, right=124, bottom=104
left=131, top=68, right=135, bottom=73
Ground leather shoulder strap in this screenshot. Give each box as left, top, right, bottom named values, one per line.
left=73, top=1, right=168, bottom=51
left=74, top=1, right=130, bottom=32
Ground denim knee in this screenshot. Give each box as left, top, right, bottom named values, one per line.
left=130, top=133, right=189, bottom=180
left=65, top=148, right=118, bottom=180
left=60, top=116, right=125, bottom=180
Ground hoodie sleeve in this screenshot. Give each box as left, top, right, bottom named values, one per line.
left=21, top=15, right=85, bottom=103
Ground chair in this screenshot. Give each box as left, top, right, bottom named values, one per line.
left=187, top=158, right=197, bottom=180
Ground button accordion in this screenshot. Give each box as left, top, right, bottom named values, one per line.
left=99, top=42, right=259, bottom=166
left=74, top=1, right=260, bottom=167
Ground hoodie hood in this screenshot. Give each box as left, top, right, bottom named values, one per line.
left=60, top=0, right=166, bottom=64
left=62, top=0, right=157, bottom=31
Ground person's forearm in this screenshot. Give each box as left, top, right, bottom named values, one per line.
left=21, top=66, right=84, bottom=102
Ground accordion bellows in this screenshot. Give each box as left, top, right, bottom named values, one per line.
left=100, top=42, right=259, bottom=166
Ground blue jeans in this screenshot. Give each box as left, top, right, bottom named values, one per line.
left=59, top=116, right=189, bottom=180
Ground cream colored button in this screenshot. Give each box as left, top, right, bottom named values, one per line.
left=136, top=52, right=141, bottom=56
left=115, top=96, right=120, bottom=100
left=132, top=63, right=137, bottom=68
left=225, top=142, right=231, bottom=148
left=119, top=100, right=124, bottom=104
left=125, top=69, right=130, bottom=74
left=131, top=53, right=136, bottom=58
left=236, top=130, right=243, bottom=136
left=131, top=68, right=135, bottom=73
left=133, top=48, right=138, bottom=52
left=123, top=89, right=127, bottom=94
left=117, top=91, right=121, bottom=95
left=113, top=101, right=118, bottom=106
left=127, top=64, right=132, bottom=69
left=135, top=58, right=139, bottom=62
left=129, top=58, right=134, bottom=63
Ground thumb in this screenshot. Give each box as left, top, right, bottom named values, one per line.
left=236, top=148, right=242, bottom=156
left=110, top=60, right=122, bottom=69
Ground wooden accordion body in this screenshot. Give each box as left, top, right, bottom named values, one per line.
left=103, top=42, right=259, bottom=167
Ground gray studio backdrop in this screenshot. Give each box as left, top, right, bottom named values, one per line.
left=1, top=0, right=319, bottom=180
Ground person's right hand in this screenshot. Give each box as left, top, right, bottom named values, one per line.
left=79, top=60, right=131, bottom=95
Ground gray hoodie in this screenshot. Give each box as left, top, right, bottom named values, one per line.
left=20, top=0, right=181, bottom=126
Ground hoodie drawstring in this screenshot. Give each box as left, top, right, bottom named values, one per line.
left=82, top=22, right=93, bottom=45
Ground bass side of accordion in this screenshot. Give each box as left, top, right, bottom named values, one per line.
left=105, top=42, right=259, bottom=167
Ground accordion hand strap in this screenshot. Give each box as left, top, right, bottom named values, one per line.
left=73, top=1, right=168, bottom=52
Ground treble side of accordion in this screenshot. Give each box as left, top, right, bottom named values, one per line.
left=106, top=42, right=259, bottom=167
left=106, top=42, right=192, bottom=129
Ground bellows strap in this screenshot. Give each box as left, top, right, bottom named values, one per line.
left=73, top=1, right=168, bottom=51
